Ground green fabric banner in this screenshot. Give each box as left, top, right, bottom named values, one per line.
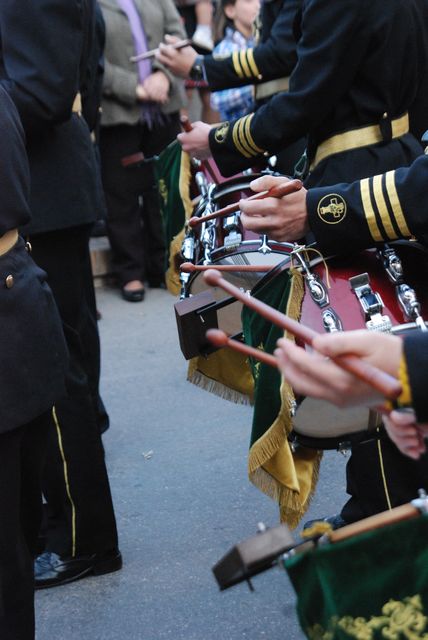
left=153, top=141, right=193, bottom=294
left=285, top=514, right=428, bottom=639
left=242, top=269, right=293, bottom=446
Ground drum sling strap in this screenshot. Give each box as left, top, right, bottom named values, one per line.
left=242, top=268, right=322, bottom=529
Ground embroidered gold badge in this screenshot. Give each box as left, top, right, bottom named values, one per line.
left=317, top=194, right=347, bottom=224
left=214, top=122, right=230, bottom=144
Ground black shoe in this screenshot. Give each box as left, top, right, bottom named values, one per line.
left=303, top=514, right=347, bottom=531
left=34, top=549, right=122, bottom=589
left=121, top=286, right=145, bottom=302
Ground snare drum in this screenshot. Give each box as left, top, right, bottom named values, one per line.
left=290, top=240, right=428, bottom=450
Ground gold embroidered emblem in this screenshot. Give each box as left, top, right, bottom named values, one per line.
left=214, top=122, right=230, bottom=144
left=306, top=595, right=428, bottom=640
left=317, top=194, right=347, bottom=224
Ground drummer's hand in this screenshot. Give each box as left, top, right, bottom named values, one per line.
left=239, top=175, right=309, bottom=242
left=177, top=121, right=212, bottom=160
left=274, top=330, right=403, bottom=409
left=157, top=35, right=198, bottom=78
left=142, top=71, right=170, bottom=104
left=383, top=410, right=427, bottom=460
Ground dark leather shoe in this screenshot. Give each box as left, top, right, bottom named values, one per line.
left=303, top=514, right=347, bottom=531
left=121, top=286, right=145, bottom=302
left=34, top=549, right=122, bottom=589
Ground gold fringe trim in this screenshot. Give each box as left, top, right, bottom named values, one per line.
left=165, top=151, right=193, bottom=296
left=187, top=367, right=252, bottom=405
left=248, top=269, right=322, bottom=528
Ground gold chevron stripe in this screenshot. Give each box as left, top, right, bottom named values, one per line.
left=232, top=51, right=244, bottom=78
left=360, top=178, right=383, bottom=242
left=232, top=120, right=252, bottom=158
left=385, top=170, right=412, bottom=237
left=237, top=117, right=256, bottom=156
left=373, top=175, right=398, bottom=240
left=246, top=49, right=260, bottom=78
left=244, top=114, right=264, bottom=154
left=239, top=51, right=252, bottom=78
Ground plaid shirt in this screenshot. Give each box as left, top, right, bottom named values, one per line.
left=210, top=28, right=256, bottom=121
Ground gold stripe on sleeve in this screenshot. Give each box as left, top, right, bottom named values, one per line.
left=239, top=51, right=252, bottom=78
left=232, top=51, right=244, bottom=78
left=244, top=114, right=265, bottom=154
left=360, top=177, right=383, bottom=242
left=372, top=174, right=398, bottom=240
left=237, top=117, right=256, bottom=156
left=246, top=49, right=261, bottom=78
left=232, top=120, right=252, bottom=158
left=385, top=170, right=412, bottom=237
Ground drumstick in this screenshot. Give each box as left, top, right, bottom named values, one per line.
left=130, top=38, right=192, bottom=63
left=206, top=329, right=278, bottom=368
left=203, top=269, right=402, bottom=400
left=180, top=262, right=275, bottom=274
left=188, top=179, right=302, bottom=228
left=329, top=503, right=420, bottom=543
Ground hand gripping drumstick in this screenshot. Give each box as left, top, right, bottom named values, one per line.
left=203, top=269, right=402, bottom=400
left=130, top=38, right=192, bottom=63
left=179, top=116, right=219, bottom=184
left=188, top=179, right=303, bottom=228
left=206, top=329, right=278, bottom=368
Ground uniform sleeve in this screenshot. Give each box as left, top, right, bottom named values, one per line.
left=403, top=333, right=428, bottom=423
left=0, top=0, right=83, bottom=134
left=203, top=0, right=299, bottom=90
left=209, top=0, right=369, bottom=176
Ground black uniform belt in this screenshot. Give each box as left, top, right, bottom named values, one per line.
left=0, top=229, right=18, bottom=256
left=310, top=112, right=409, bottom=171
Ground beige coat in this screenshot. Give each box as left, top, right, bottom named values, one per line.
left=99, top=0, right=186, bottom=126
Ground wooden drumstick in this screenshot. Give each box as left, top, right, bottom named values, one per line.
left=203, top=269, right=402, bottom=400
left=329, top=503, right=420, bottom=543
left=180, top=262, right=275, bottom=274
left=188, top=179, right=303, bottom=228
left=206, top=329, right=278, bottom=368
left=130, top=38, right=192, bottom=63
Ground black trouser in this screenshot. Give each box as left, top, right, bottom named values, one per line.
left=100, top=116, right=181, bottom=287
left=0, top=413, right=50, bottom=640
left=30, top=226, right=118, bottom=556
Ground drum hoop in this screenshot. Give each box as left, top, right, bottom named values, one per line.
left=211, top=175, right=263, bottom=202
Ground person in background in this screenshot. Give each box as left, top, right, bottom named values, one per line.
left=210, top=0, right=260, bottom=122
left=99, top=0, right=186, bottom=301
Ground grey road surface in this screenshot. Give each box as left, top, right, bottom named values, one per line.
left=36, top=285, right=348, bottom=640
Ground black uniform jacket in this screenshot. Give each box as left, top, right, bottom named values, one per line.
left=0, top=87, right=67, bottom=432
left=209, top=0, right=428, bottom=176
left=204, top=0, right=300, bottom=91
left=0, top=0, right=101, bottom=234
left=403, top=333, right=428, bottom=423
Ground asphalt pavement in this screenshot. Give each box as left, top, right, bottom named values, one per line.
left=35, top=283, right=348, bottom=640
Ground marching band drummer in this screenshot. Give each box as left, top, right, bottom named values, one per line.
left=239, top=153, right=428, bottom=526
left=0, top=86, right=68, bottom=640
left=172, top=0, right=428, bottom=182
left=158, top=0, right=305, bottom=173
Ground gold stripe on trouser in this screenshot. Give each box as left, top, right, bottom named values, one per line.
left=52, top=406, right=77, bottom=557
left=377, top=432, right=393, bottom=510
left=310, top=112, right=409, bottom=170
left=385, top=170, right=412, bottom=237
left=372, top=174, right=398, bottom=241
left=72, top=92, right=82, bottom=114
left=360, top=177, right=383, bottom=242
left=232, top=51, right=244, bottom=79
